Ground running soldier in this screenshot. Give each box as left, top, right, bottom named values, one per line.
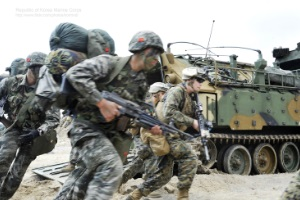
left=126, top=66, right=206, bottom=200
left=53, top=30, right=165, bottom=200
left=0, top=52, right=60, bottom=200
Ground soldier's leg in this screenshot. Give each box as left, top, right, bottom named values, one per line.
left=0, top=130, right=19, bottom=183
left=0, top=144, right=35, bottom=200
left=55, top=133, right=123, bottom=200
left=122, top=144, right=152, bottom=184
left=126, top=155, right=174, bottom=199
left=281, top=170, right=300, bottom=200
left=168, top=138, right=197, bottom=199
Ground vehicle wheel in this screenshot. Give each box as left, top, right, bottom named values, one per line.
left=278, top=142, right=300, bottom=172
left=252, top=143, right=277, bottom=174
left=223, top=144, right=252, bottom=175
left=216, top=144, right=231, bottom=172
left=199, top=139, right=218, bottom=169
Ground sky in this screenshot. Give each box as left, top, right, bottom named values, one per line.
left=0, top=0, right=300, bottom=74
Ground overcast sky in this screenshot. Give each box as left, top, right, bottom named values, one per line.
left=1, top=0, right=299, bottom=74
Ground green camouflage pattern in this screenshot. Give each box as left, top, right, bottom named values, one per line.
left=55, top=55, right=149, bottom=199
left=87, top=29, right=115, bottom=58
left=281, top=170, right=300, bottom=200
left=128, top=31, right=164, bottom=53
left=65, top=55, right=148, bottom=145
left=45, top=48, right=87, bottom=75
left=54, top=120, right=122, bottom=200
left=25, top=52, right=47, bottom=68
left=154, top=45, right=300, bottom=175
left=128, top=88, right=197, bottom=199
left=163, top=84, right=195, bottom=129
left=0, top=74, right=59, bottom=199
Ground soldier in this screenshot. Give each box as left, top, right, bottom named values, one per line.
left=281, top=170, right=300, bottom=199
left=0, top=52, right=60, bottom=200
left=51, top=30, right=164, bottom=200
left=126, top=66, right=205, bottom=200
left=121, top=82, right=170, bottom=186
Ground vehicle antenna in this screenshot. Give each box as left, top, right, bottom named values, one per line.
left=205, top=20, right=215, bottom=58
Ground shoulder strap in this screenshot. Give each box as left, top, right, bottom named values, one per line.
left=100, top=56, right=131, bottom=85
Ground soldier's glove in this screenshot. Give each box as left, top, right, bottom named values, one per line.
left=18, top=130, right=40, bottom=145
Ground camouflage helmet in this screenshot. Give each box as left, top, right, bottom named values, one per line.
left=182, top=66, right=206, bottom=81
left=25, top=52, right=47, bottom=68
left=128, top=31, right=164, bottom=53
left=149, top=82, right=170, bottom=94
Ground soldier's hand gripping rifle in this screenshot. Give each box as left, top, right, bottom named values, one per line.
left=101, top=91, right=195, bottom=138
left=194, top=92, right=211, bottom=162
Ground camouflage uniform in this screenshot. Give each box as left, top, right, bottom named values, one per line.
left=0, top=72, right=60, bottom=199
left=54, top=55, right=149, bottom=200
left=121, top=130, right=158, bottom=185
left=128, top=85, right=197, bottom=198
left=281, top=170, right=300, bottom=200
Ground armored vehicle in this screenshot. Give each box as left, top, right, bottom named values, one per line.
left=145, top=42, right=300, bottom=175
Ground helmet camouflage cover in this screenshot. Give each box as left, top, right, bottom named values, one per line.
left=45, top=48, right=87, bottom=75
left=25, top=52, right=47, bottom=68
left=149, top=82, right=169, bottom=94
left=182, top=66, right=206, bottom=80
left=128, top=31, right=164, bottom=53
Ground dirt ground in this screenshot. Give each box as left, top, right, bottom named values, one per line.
left=10, top=127, right=295, bottom=200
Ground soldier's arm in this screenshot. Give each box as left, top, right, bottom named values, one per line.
left=37, top=106, right=60, bottom=135
left=66, top=56, right=114, bottom=105
left=163, top=87, right=194, bottom=127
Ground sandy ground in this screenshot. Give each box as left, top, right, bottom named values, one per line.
left=10, top=127, right=295, bottom=200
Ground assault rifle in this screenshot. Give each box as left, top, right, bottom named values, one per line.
left=101, top=90, right=195, bottom=139
left=194, top=92, right=212, bottom=162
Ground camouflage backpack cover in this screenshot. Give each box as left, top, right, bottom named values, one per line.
left=45, top=48, right=87, bottom=75
left=87, top=29, right=116, bottom=58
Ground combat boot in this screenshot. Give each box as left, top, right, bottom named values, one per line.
left=177, top=188, right=189, bottom=200
left=125, top=188, right=143, bottom=200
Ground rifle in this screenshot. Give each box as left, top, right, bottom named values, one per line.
left=101, top=90, right=195, bottom=139
left=194, top=92, right=212, bottom=162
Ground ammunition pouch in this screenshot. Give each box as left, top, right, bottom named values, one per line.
left=140, top=128, right=170, bottom=156
left=30, top=129, right=57, bottom=157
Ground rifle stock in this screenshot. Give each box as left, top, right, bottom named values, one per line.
left=101, top=90, right=194, bottom=138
